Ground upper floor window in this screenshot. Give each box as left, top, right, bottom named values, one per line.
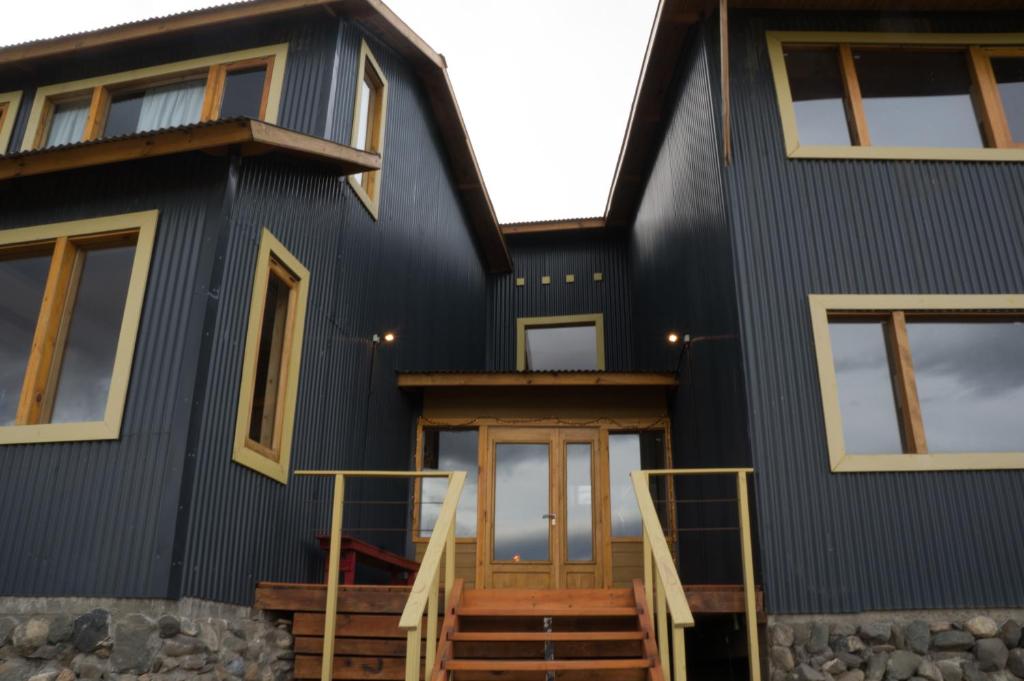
left=0, top=211, right=158, bottom=445
left=809, top=295, right=1024, bottom=472
left=21, top=44, right=288, bottom=151
left=348, top=40, right=389, bottom=219
left=516, top=314, right=605, bottom=372
left=768, top=32, right=1024, bottom=161
left=0, top=91, right=22, bottom=153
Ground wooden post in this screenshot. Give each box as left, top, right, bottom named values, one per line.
left=425, top=569, right=439, bottom=677
left=405, top=628, right=421, bottom=681
left=673, top=626, right=688, bottom=681
left=321, top=474, right=345, bottom=681
left=445, top=512, right=455, bottom=609
left=656, top=571, right=670, bottom=674
left=643, top=532, right=654, bottom=619
left=737, top=472, right=761, bottom=681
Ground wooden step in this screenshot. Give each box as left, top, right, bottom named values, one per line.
left=459, top=588, right=635, bottom=608
left=456, top=605, right=637, bottom=617
left=450, top=631, right=645, bottom=642
left=446, top=658, right=652, bottom=671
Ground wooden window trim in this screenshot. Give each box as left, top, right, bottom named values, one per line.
left=0, top=91, right=22, bottom=153
left=768, top=31, right=1024, bottom=161
left=0, top=211, right=158, bottom=445
left=515, top=313, right=606, bottom=372
left=809, top=294, right=1024, bottom=473
left=232, top=229, right=310, bottom=485
left=21, top=44, right=288, bottom=151
left=347, top=40, right=389, bottom=220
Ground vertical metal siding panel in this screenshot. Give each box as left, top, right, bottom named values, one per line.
left=726, top=10, right=1024, bottom=613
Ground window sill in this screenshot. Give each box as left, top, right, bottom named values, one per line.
left=347, top=174, right=380, bottom=220
left=0, top=420, right=122, bottom=445
left=787, top=143, right=1024, bottom=162
left=831, top=452, right=1024, bottom=473
left=233, top=444, right=289, bottom=484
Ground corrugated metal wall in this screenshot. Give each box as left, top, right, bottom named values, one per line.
left=178, top=21, right=489, bottom=605
left=0, top=155, right=229, bottom=597
left=487, top=232, right=634, bottom=371
left=725, top=10, right=1024, bottom=613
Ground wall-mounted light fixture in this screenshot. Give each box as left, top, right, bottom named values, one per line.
left=372, top=332, right=397, bottom=344
left=667, top=332, right=680, bottom=345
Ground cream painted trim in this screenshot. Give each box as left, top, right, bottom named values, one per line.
left=515, top=313, right=606, bottom=372
left=0, top=91, right=22, bottom=152
left=767, top=31, right=1024, bottom=162
left=809, top=294, right=1024, bottom=473
left=21, top=43, right=289, bottom=151
left=347, top=40, right=389, bottom=220
left=0, top=210, right=159, bottom=445
left=232, top=228, right=310, bottom=484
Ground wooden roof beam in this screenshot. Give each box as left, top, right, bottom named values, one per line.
left=397, top=372, right=679, bottom=388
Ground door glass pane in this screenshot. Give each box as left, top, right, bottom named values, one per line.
left=525, top=324, right=599, bottom=371
left=247, top=269, right=293, bottom=452
left=828, top=320, right=903, bottom=454
left=565, top=443, right=593, bottom=561
left=220, top=67, right=268, bottom=120
left=992, top=57, right=1024, bottom=143
left=784, top=47, right=852, bottom=146
left=0, top=251, right=53, bottom=425
left=51, top=245, right=136, bottom=423
left=421, top=429, right=478, bottom=537
left=104, top=92, right=145, bottom=138
left=493, top=443, right=549, bottom=561
left=907, top=320, right=1024, bottom=452
left=45, top=100, right=89, bottom=147
left=854, top=49, right=984, bottom=148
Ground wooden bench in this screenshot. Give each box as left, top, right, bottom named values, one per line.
left=315, top=534, right=420, bottom=586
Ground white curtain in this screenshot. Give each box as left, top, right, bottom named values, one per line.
left=45, top=102, right=89, bottom=147
left=137, top=80, right=205, bottom=133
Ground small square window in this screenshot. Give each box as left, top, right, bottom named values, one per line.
left=516, top=314, right=605, bottom=372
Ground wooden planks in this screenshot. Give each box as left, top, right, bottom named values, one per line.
left=398, top=372, right=678, bottom=388
left=293, top=613, right=429, bottom=639
left=255, top=583, right=415, bottom=614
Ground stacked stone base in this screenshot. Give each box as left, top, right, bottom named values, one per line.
left=0, top=598, right=293, bottom=681
left=769, top=613, right=1024, bottom=681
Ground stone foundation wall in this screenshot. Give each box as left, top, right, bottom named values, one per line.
left=768, top=613, right=1024, bottom=681
left=0, top=597, right=293, bottom=681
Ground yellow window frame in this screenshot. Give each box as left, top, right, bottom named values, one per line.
left=0, top=91, right=23, bottom=153
left=516, top=313, right=606, bottom=372
left=21, top=44, right=289, bottom=151
left=348, top=40, right=389, bottom=220
left=232, top=228, right=310, bottom=484
left=0, top=210, right=158, bottom=445
left=767, top=31, right=1024, bottom=161
left=809, top=294, right=1024, bottom=473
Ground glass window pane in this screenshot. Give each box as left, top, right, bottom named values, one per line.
left=525, top=324, right=599, bottom=371
left=0, top=251, right=53, bottom=425
left=992, top=57, right=1024, bottom=143
left=828, top=320, right=904, bottom=454
left=855, top=49, right=984, bottom=148
left=608, top=432, right=667, bottom=537
left=104, top=92, right=145, bottom=138
left=493, top=443, right=549, bottom=561
left=137, top=80, right=205, bottom=132
left=247, top=269, right=293, bottom=451
left=565, top=443, right=593, bottom=561
left=45, top=100, right=89, bottom=147
left=907, top=320, right=1024, bottom=453
left=51, top=245, right=136, bottom=423
left=355, top=79, right=372, bottom=151
left=784, top=47, right=852, bottom=146
left=220, top=67, right=268, bottom=120
left=420, top=429, right=479, bottom=537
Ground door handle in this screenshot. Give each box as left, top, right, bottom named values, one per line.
left=542, top=513, right=557, bottom=526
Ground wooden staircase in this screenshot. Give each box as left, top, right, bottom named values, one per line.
left=431, top=580, right=664, bottom=681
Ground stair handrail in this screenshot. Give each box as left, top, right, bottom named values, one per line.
left=398, top=470, right=466, bottom=681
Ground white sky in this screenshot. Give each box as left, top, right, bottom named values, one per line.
left=0, top=1, right=658, bottom=223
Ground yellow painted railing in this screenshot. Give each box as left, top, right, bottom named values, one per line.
left=631, top=468, right=760, bottom=681
left=295, top=470, right=466, bottom=681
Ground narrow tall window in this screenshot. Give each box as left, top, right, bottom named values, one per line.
left=233, top=230, right=309, bottom=484
left=516, top=314, right=605, bottom=371
left=419, top=428, right=479, bottom=538
left=348, top=41, right=389, bottom=218
left=608, top=432, right=668, bottom=537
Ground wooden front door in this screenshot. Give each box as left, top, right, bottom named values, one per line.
left=480, top=427, right=605, bottom=589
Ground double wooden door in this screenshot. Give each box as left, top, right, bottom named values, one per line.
left=479, top=427, right=607, bottom=589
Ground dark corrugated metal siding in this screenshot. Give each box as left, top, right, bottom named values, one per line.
left=487, top=232, right=634, bottom=371
left=178, top=21, right=488, bottom=604
left=627, top=23, right=754, bottom=585
left=725, top=10, right=1024, bottom=613
left=0, top=155, right=229, bottom=597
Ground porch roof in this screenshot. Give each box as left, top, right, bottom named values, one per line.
left=396, top=371, right=678, bottom=388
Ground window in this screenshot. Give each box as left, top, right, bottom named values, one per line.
left=0, top=211, right=158, bottom=445
left=418, top=428, right=479, bottom=539
left=0, top=91, right=22, bottom=152
left=515, top=314, right=605, bottom=372
left=348, top=40, right=389, bottom=219
left=768, top=32, right=1024, bottom=160
left=22, top=44, right=288, bottom=151
left=809, top=294, right=1024, bottom=472
left=608, top=431, right=668, bottom=537
left=232, top=229, right=309, bottom=484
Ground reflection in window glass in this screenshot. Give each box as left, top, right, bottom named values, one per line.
left=608, top=432, right=666, bottom=537
left=855, top=49, right=984, bottom=148
left=565, top=443, right=593, bottom=561
left=45, top=100, right=90, bottom=148
left=0, top=253, right=53, bottom=425
left=51, top=245, right=136, bottom=423
left=525, top=324, right=599, bottom=371
left=784, top=47, right=852, bottom=146
left=493, top=443, right=549, bottom=561
left=907, top=320, right=1024, bottom=453
left=220, top=67, right=268, bottom=120
left=992, top=57, right=1024, bottom=143
left=104, top=92, right=145, bottom=138
left=420, top=429, right=479, bottom=537
left=247, top=267, right=294, bottom=453
left=828, top=321, right=904, bottom=454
